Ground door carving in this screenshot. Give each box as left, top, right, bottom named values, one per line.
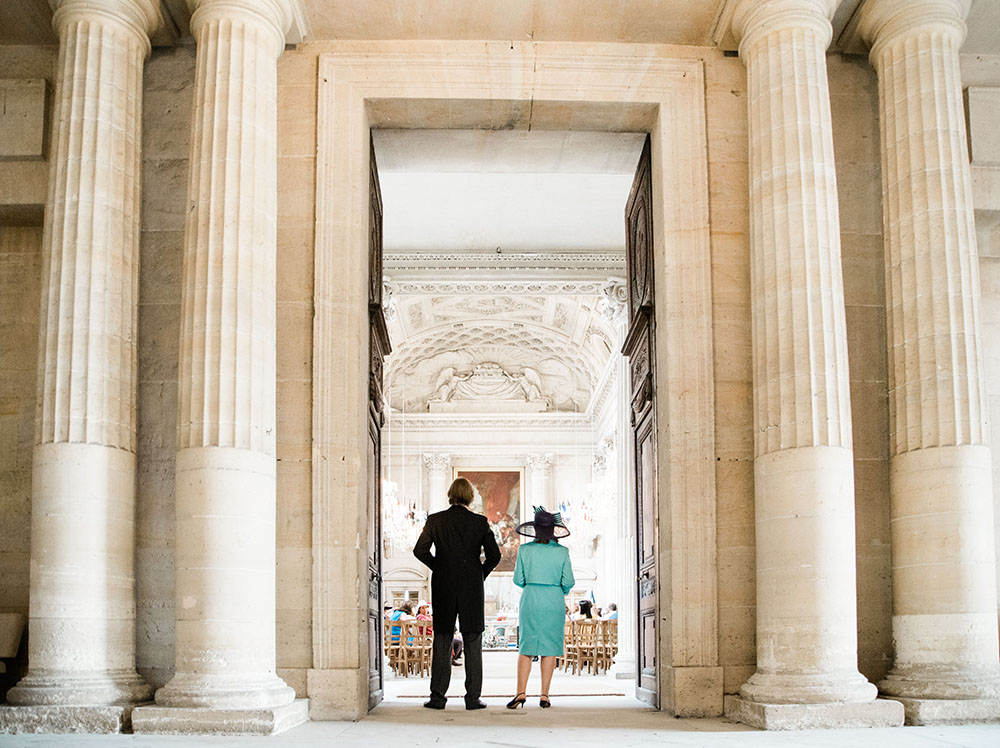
left=368, top=134, right=391, bottom=710
left=621, top=135, right=658, bottom=707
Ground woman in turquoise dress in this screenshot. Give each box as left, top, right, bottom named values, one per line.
left=507, top=507, right=574, bottom=709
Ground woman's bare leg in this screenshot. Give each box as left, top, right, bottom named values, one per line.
left=517, top=654, right=533, bottom=696
left=540, top=656, right=557, bottom=698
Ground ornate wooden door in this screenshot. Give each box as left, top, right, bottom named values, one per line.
left=367, top=135, right=391, bottom=709
left=621, top=135, right=658, bottom=707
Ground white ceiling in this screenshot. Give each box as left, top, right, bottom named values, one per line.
left=372, top=130, right=647, bottom=253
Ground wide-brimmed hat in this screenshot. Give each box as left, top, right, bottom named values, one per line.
left=515, top=506, right=570, bottom=540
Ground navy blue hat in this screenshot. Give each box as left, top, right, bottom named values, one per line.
left=515, top=506, right=570, bottom=540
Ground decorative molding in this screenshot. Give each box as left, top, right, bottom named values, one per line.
left=598, top=277, right=628, bottom=321
left=422, top=453, right=451, bottom=473
left=525, top=452, right=555, bottom=474
left=387, top=413, right=593, bottom=432
left=390, top=280, right=609, bottom=295
left=384, top=250, right=625, bottom=270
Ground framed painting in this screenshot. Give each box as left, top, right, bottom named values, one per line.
left=454, top=467, right=524, bottom=573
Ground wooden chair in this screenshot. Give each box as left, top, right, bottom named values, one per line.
left=595, top=619, right=618, bottom=674
left=404, top=619, right=434, bottom=677
left=384, top=618, right=405, bottom=676
left=570, top=619, right=599, bottom=675
left=560, top=620, right=575, bottom=671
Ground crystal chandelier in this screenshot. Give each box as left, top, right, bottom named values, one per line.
left=382, top=479, right=426, bottom=551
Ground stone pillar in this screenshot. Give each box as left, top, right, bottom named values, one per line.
left=1, top=0, right=161, bottom=734
left=131, top=0, right=306, bottom=735
left=423, top=453, right=451, bottom=514
left=723, top=0, right=902, bottom=729
left=854, top=0, right=1000, bottom=724
left=525, top=453, right=554, bottom=508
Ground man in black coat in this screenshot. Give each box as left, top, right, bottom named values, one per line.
left=413, top=477, right=502, bottom=710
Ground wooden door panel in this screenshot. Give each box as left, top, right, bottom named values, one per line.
left=367, top=134, right=391, bottom=710
left=622, top=134, right=658, bottom=707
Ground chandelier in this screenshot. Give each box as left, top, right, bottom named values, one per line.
left=382, top=479, right=426, bottom=552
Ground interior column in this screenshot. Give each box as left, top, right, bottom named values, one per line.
left=854, top=0, right=1000, bottom=724
left=2, top=0, right=160, bottom=733
left=724, top=0, right=901, bottom=729
left=132, top=0, right=304, bottom=734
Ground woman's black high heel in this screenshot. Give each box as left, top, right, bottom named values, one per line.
left=506, top=692, right=527, bottom=709
left=539, top=695, right=551, bottom=708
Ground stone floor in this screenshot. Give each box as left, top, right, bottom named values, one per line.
left=2, top=653, right=999, bottom=747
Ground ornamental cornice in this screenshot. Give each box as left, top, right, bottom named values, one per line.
left=387, top=413, right=593, bottom=432
left=389, top=280, right=609, bottom=296
left=384, top=251, right=625, bottom=272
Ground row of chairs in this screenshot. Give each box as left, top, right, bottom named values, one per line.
left=384, top=619, right=433, bottom=677
left=561, top=619, right=618, bottom=675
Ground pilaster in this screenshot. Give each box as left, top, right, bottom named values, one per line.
left=2, top=0, right=161, bottom=732
left=525, top=452, right=554, bottom=507
left=722, top=0, right=901, bottom=729
left=853, top=0, right=1000, bottom=723
left=423, top=453, right=451, bottom=514
left=131, top=0, right=305, bottom=735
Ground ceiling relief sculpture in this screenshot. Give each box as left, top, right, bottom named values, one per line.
left=385, top=294, right=618, bottom=414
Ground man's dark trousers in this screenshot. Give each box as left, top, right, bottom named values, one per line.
left=429, top=619, right=482, bottom=704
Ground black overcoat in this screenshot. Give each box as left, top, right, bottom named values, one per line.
left=413, top=504, right=502, bottom=633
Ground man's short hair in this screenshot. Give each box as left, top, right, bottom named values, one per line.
left=448, top=477, right=475, bottom=506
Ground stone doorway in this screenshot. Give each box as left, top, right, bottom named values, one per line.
left=309, top=41, right=719, bottom=721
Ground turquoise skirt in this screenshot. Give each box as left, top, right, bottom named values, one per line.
left=518, top=584, right=566, bottom=656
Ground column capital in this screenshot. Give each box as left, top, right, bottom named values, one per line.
left=187, top=0, right=309, bottom=45
left=720, top=0, right=837, bottom=55
left=422, top=453, right=451, bottom=474
left=50, top=0, right=164, bottom=47
left=525, top=452, right=554, bottom=474
left=850, top=0, right=969, bottom=59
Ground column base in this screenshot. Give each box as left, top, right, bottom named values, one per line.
left=0, top=704, right=143, bottom=734
left=154, top=672, right=295, bottom=709
left=6, top=670, right=153, bottom=706
left=724, top=695, right=904, bottom=730
left=131, top=698, right=309, bottom=735
left=741, top=670, right=878, bottom=704
left=612, top=655, right=636, bottom=680
left=888, top=696, right=1000, bottom=725
left=879, top=664, right=1000, bottom=700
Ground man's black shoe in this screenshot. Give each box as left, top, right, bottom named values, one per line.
left=465, top=699, right=487, bottom=710
left=423, top=699, right=447, bottom=710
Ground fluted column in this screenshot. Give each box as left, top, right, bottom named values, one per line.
left=5, top=0, right=160, bottom=712
left=423, top=453, right=451, bottom=514
left=525, top=453, right=554, bottom=508
left=855, top=0, right=1000, bottom=713
left=725, top=1, right=898, bottom=727
left=152, top=0, right=294, bottom=711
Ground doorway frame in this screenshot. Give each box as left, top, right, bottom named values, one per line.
left=309, top=40, right=720, bottom=720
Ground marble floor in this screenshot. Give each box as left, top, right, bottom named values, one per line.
left=2, top=653, right=999, bottom=747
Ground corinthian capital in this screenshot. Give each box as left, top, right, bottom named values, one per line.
left=422, top=453, right=451, bottom=474
left=525, top=453, right=554, bottom=475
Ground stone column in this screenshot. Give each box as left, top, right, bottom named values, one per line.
left=854, top=0, right=1000, bottom=723
left=525, top=453, right=554, bottom=508
left=423, top=453, right=451, bottom=514
left=1, top=0, right=160, bottom=732
left=132, top=0, right=305, bottom=734
left=723, top=0, right=901, bottom=729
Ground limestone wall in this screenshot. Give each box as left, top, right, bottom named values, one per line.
left=0, top=45, right=54, bottom=626
left=0, top=226, right=42, bottom=622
